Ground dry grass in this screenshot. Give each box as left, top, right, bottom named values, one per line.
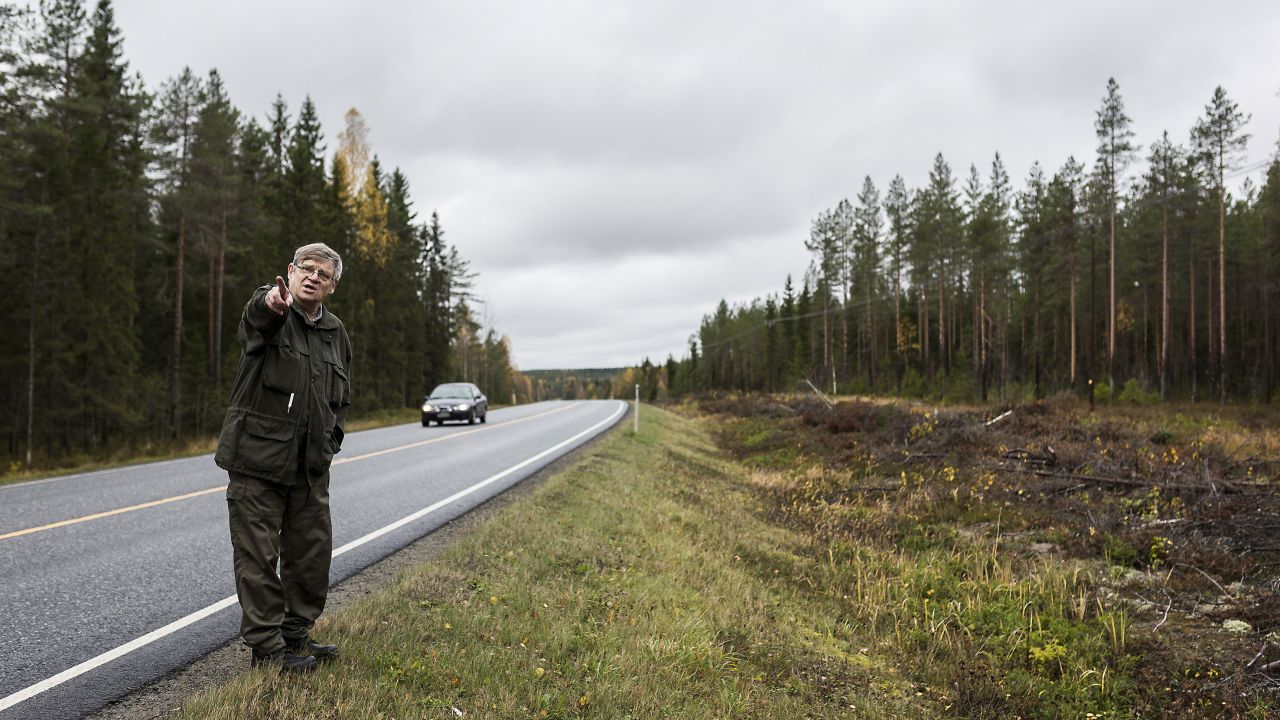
left=707, top=392, right=1280, bottom=719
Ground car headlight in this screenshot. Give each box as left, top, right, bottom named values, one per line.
left=422, top=403, right=433, bottom=412
left=458, top=403, right=470, bottom=411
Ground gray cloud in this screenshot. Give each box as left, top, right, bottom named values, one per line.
left=103, top=0, right=1280, bottom=368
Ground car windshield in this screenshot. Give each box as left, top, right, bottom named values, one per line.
left=430, top=385, right=474, bottom=399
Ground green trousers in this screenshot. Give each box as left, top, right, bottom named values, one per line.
left=226, top=471, right=332, bottom=653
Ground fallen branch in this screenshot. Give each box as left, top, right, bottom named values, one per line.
left=987, top=464, right=1267, bottom=495
left=1248, top=641, right=1271, bottom=669
left=1002, top=447, right=1057, bottom=467
left=801, top=379, right=835, bottom=408
left=1173, top=562, right=1230, bottom=597
left=1153, top=594, right=1173, bottom=633
left=983, top=409, right=1013, bottom=427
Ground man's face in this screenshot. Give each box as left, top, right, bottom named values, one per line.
left=288, top=258, right=337, bottom=305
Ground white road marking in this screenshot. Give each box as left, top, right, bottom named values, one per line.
left=0, top=403, right=576, bottom=541
left=0, top=401, right=626, bottom=713
left=333, top=401, right=624, bottom=558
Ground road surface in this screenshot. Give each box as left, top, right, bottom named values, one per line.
left=0, top=399, right=626, bottom=719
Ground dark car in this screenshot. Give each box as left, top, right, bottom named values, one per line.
left=421, top=382, right=488, bottom=426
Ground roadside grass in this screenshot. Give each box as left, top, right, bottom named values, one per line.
left=166, top=396, right=1280, bottom=718
left=175, top=405, right=927, bottom=719
left=0, top=407, right=420, bottom=486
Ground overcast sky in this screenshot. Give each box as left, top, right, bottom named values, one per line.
left=105, top=0, right=1280, bottom=369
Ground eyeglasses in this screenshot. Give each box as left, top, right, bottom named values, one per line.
left=294, top=264, right=335, bottom=283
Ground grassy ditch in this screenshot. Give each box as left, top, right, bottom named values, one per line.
left=176, top=404, right=926, bottom=719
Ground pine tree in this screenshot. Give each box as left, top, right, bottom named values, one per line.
left=920, top=153, right=961, bottom=378
left=853, top=176, right=882, bottom=388
left=1095, top=78, right=1138, bottom=388
left=1016, top=163, right=1049, bottom=394
left=884, top=176, right=910, bottom=391
left=969, top=155, right=1013, bottom=399
left=1145, top=132, right=1186, bottom=399
left=1046, top=157, right=1082, bottom=390
left=805, top=204, right=844, bottom=381
left=1259, top=139, right=1280, bottom=400
left=1192, top=86, right=1250, bottom=402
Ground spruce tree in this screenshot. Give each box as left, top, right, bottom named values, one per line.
left=281, top=95, right=326, bottom=260
left=190, top=69, right=239, bottom=388
left=66, top=0, right=150, bottom=448
left=420, top=211, right=453, bottom=391
left=149, top=66, right=202, bottom=435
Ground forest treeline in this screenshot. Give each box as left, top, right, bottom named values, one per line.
left=651, top=79, right=1280, bottom=404
left=0, top=1, right=529, bottom=471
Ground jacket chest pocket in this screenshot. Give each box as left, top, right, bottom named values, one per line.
left=262, top=339, right=301, bottom=393
left=325, top=355, right=350, bottom=407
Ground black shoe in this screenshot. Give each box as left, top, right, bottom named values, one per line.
left=285, top=635, right=339, bottom=662
left=251, top=647, right=318, bottom=672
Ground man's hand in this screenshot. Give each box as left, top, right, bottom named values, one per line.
left=265, top=275, right=292, bottom=315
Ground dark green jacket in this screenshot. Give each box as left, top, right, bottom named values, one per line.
left=215, top=285, right=352, bottom=485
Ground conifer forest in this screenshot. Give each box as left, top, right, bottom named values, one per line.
left=0, top=1, right=528, bottom=470
left=5, top=1, right=1280, bottom=470
left=669, top=79, right=1280, bottom=406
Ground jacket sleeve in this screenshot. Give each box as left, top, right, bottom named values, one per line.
left=238, top=285, right=288, bottom=355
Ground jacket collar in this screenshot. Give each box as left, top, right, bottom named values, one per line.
left=314, top=305, right=342, bottom=329
left=291, top=302, right=341, bottom=329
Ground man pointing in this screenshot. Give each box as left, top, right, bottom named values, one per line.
left=215, top=243, right=352, bottom=672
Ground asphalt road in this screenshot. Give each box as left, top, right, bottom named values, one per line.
left=0, top=399, right=627, bottom=719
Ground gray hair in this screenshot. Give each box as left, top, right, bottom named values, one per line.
left=293, top=243, right=343, bottom=282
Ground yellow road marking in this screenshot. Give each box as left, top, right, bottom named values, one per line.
left=0, top=403, right=577, bottom=542
left=0, top=486, right=228, bottom=541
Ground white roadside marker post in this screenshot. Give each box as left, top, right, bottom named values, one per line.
left=634, top=383, right=640, bottom=433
